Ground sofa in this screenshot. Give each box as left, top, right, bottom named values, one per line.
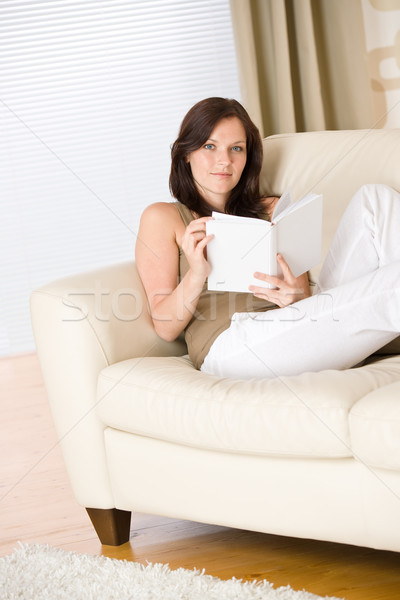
left=30, top=129, right=400, bottom=552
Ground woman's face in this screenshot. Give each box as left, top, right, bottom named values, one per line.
left=186, top=116, right=247, bottom=211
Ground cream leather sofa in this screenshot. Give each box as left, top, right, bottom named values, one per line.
left=31, top=129, right=400, bottom=552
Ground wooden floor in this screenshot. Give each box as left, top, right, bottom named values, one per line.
left=2, top=353, right=400, bottom=599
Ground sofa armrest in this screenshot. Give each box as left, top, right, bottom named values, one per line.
left=30, top=261, right=186, bottom=508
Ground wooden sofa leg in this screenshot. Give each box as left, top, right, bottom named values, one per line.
left=86, top=507, right=132, bottom=546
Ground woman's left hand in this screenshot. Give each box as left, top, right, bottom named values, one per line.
left=249, top=253, right=311, bottom=307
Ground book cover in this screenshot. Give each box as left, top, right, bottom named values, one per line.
left=206, top=191, right=323, bottom=293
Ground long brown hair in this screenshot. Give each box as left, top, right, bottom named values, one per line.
left=169, top=97, right=264, bottom=217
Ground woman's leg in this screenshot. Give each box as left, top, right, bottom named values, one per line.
left=201, top=263, right=400, bottom=378
left=315, top=183, right=400, bottom=291
left=201, top=184, right=400, bottom=379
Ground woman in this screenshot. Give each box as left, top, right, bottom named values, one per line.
left=136, top=97, right=400, bottom=379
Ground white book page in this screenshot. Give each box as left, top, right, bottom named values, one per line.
left=270, top=189, right=293, bottom=222
left=273, top=191, right=319, bottom=223
left=275, top=194, right=323, bottom=277
left=210, top=210, right=265, bottom=225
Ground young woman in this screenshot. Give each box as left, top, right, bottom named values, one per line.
left=136, top=97, right=400, bottom=379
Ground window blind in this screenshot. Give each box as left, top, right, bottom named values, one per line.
left=0, top=0, right=241, bottom=355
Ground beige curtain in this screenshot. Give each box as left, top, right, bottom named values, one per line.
left=229, top=0, right=379, bottom=137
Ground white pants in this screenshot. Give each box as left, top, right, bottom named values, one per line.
left=201, top=184, right=400, bottom=379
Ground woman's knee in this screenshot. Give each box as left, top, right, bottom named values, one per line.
left=350, top=184, right=398, bottom=215
left=356, top=183, right=396, bottom=200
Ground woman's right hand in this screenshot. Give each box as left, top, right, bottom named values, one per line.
left=181, top=216, right=214, bottom=282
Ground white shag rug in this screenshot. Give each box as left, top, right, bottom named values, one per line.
left=0, top=543, right=344, bottom=600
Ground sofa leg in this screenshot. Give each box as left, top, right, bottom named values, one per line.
left=86, top=507, right=132, bottom=546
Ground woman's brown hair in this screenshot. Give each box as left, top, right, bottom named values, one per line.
left=169, top=97, right=264, bottom=218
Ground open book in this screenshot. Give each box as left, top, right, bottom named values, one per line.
left=206, top=190, right=323, bottom=292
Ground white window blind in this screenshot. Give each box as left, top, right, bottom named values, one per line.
left=0, top=0, right=241, bottom=356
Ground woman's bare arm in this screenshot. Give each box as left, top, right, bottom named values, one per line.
left=135, top=203, right=213, bottom=341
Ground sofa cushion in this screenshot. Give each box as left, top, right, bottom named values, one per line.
left=349, top=381, right=400, bottom=471
left=96, top=354, right=400, bottom=459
